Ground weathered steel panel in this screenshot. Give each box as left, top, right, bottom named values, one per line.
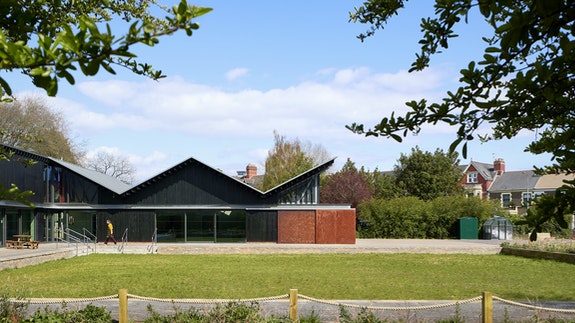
left=316, top=209, right=356, bottom=244
left=277, top=210, right=315, bottom=244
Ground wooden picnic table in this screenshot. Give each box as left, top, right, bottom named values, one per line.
left=5, top=234, right=39, bottom=249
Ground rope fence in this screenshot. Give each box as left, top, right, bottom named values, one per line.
left=8, top=289, right=575, bottom=323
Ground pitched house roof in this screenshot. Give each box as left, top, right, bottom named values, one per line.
left=488, top=170, right=539, bottom=192
left=534, top=173, right=575, bottom=190
left=464, top=161, right=497, bottom=181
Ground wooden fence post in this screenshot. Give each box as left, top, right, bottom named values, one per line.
left=289, top=289, right=298, bottom=322
left=482, top=291, right=493, bottom=323
left=119, top=289, right=128, bottom=323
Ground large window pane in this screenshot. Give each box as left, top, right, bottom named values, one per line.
left=216, top=210, right=246, bottom=243
left=156, top=212, right=185, bottom=242
left=186, top=211, right=214, bottom=242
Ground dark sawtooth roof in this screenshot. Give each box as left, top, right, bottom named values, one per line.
left=260, top=157, right=336, bottom=197
left=1, top=144, right=130, bottom=195
left=3, top=144, right=336, bottom=199
left=123, top=155, right=336, bottom=198
left=48, top=157, right=132, bottom=194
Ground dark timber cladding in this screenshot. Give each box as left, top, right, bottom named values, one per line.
left=0, top=144, right=356, bottom=244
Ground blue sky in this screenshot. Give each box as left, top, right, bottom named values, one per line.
left=13, top=1, right=553, bottom=183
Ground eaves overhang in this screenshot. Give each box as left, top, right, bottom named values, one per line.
left=29, top=202, right=351, bottom=211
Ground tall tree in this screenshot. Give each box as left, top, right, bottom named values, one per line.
left=84, top=150, right=136, bottom=184
left=0, top=95, right=84, bottom=163
left=393, top=147, right=462, bottom=200
left=261, top=131, right=330, bottom=191
left=347, top=1, right=575, bottom=232
left=0, top=0, right=211, bottom=97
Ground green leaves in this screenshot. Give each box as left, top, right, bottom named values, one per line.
left=349, top=0, right=575, bottom=232
left=0, top=183, right=35, bottom=208
left=0, top=0, right=212, bottom=97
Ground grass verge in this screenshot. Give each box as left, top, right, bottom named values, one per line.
left=1, top=253, right=574, bottom=300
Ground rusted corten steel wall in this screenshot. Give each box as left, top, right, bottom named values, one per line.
left=315, top=209, right=356, bottom=244
left=277, top=210, right=316, bottom=244
left=277, top=209, right=356, bottom=244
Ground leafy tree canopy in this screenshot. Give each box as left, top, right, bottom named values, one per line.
left=0, top=0, right=211, bottom=97
left=394, top=147, right=462, bottom=200
left=320, top=158, right=374, bottom=209
left=262, top=131, right=331, bottom=191
left=347, top=0, right=575, bottom=234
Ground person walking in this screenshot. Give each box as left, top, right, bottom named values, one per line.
left=104, top=219, right=117, bottom=245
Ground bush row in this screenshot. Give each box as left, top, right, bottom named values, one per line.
left=4, top=300, right=574, bottom=323
left=357, top=195, right=504, bottom=239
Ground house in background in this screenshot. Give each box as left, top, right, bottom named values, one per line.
left=486, top=170, right=539, bottom=214
left=460, top=158, right=574, bottom=215
left=460, top=158, right=506, bottom=199
left=0, top=144, right=356, bottom=246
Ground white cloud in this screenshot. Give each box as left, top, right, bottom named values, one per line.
left=71, top=67, right=448, bottom=141
left=53, top=65, right=542, bottom=181
left=225, top=68, right=249, bottom=81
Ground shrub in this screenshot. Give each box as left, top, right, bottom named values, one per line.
left=0, top=294, right=28, bottom=323
left=358, top=195, right=503, bottom=239
left=358, top=197, right=427, bottom=239
left=28, top=303, right=112, bottom=322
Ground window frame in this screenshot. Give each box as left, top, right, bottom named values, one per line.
left=467, top=172, right=478, bottom=183
left=501, top=193, right=512, bottom=207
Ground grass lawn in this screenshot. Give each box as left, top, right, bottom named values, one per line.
left=1, top=253, right=573, bottom=301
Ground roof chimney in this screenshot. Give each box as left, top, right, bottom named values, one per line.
left=246, top=164, right=257, bottom=179
left=494, top=158, right=505, bottom=175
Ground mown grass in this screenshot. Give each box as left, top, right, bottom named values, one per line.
left=1, top=253, right=574, bottom=301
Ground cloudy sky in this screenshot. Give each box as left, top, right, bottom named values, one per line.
left=12, top=1, right=553, bottom=183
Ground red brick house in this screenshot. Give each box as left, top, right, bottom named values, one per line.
left=460, top=158, right=506, bottom=199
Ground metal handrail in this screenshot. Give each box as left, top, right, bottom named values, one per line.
left=118, top=228, right=128, bottom=253
left=147, top=228, right=157, bottom=254
left=82, top=228, right=97, bottom=242
left=82, top=228, right=98, bottom=253
left=64, top=228, right=95, bottom=255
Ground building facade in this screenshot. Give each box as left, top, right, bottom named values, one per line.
left=0, top=145, right=355, bottom=245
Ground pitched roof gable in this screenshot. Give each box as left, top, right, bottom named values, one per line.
left=121, top=155, right=262, bottom=197
left=48, top=157, right=132, bottom=194
left=260, top=157, right=336, bottom=197
left=465, top=161, right=496, bottom=181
